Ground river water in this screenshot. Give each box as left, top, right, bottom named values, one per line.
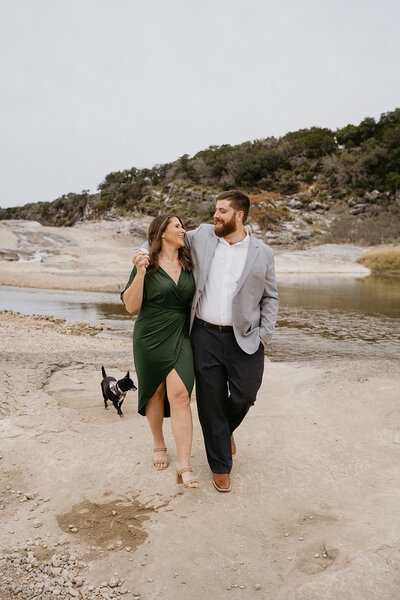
left=1, top=275, right=399, bottom=362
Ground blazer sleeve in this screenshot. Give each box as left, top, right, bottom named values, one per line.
left=140, top=241, right=150, bottom=253
left=181, top=224, right=203, bottom=249
left=184, top=228, right=196, bottom=249
left=258, top=250, right=279, bottom=344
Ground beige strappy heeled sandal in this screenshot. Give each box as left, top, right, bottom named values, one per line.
left=176, top=467, right=199, bottom=488
left=153, top=446, right=168, bottom=470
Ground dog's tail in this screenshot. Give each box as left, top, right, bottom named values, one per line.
left=101, top=365, right=107, bottom=379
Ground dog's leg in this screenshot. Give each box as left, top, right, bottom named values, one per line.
left=117, top=401, right=124, bottom=418
left=101, top=384, right=109, bottom=410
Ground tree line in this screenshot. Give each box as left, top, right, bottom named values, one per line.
left=1, top=108, right=399, bottom=226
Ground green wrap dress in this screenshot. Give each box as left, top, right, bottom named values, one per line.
left=121, top=266, right=195, bottom=417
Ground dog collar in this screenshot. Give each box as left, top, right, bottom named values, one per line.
left=109, top=381, right=127, bottom=400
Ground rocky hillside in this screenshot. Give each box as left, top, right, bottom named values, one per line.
left=1, top=108, right=399, bottom=247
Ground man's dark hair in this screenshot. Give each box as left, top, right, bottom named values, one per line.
left=216, top=190, right=250, bottom=223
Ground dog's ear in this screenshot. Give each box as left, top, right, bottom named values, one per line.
left=127, top=371, right=130, bottom=377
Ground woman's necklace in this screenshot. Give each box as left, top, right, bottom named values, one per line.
left=160, top=256, right=180, bottom=273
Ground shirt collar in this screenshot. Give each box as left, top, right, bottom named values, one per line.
left=218, top=231, right=249, bottom=247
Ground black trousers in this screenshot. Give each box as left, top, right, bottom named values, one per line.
left=191, top=319, right=265, bottom=474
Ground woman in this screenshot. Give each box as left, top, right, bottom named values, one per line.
left=121, top=215, right=199, bottom=489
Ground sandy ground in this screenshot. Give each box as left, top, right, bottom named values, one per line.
left=1, top=220, right=399, bottom=600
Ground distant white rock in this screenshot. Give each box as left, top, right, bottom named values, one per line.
left=275, top=243, right=371, bottom=275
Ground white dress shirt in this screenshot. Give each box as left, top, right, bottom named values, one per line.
left=196, top=233, right=249, bottom=326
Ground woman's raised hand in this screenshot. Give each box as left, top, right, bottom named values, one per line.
left=132, top=250, right=149, bottom=275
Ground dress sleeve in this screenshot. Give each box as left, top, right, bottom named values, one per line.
left=120, top=265, right=137, bottom=304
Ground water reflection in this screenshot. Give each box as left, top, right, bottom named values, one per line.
left=269, top=275, right=400, bottom=361
left=0, top=287, right=133, bottom=338
left=1, top=276, right=399, bottom=362
left=276, top=275, right=400, bottom=316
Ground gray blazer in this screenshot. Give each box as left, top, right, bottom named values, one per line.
left=185, top=224, right=278, bottom=354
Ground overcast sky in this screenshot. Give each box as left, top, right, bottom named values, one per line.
left=1, top=0, right=399, bottom=209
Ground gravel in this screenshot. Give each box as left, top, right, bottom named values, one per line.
left=0, top=548, right=137, bottom=600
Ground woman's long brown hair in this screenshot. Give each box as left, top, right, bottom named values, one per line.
left=147, top=214, right=193, bottom=275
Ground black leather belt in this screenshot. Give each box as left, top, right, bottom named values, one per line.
left=195, top=318, right=233, bottom=332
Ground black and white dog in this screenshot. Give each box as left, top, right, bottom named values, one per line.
left=101, top=366, right=136, bottom=418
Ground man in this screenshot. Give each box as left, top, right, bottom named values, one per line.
left=134, top=190, right=278, bottom=492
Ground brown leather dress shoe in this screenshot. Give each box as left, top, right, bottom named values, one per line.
left=213, top=473, right=231, bottom=492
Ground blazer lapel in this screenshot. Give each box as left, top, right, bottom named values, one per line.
left=203, top=229, right=219, bottom=268
left=233, top=235, right=260, bottom=296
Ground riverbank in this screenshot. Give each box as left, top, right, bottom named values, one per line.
left=0, top=219, right=370, bottom=292
left=0, top=219, right=151, bottom=292
left=357, top=245, right=400, bottom=277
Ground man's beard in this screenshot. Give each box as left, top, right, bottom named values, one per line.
left=214, top=214, right=237, bottom=237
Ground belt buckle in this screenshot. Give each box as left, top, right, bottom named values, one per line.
left=218, top=325, right=223, bottom=332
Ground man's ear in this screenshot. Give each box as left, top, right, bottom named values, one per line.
left=236, top=210, right=244, bottom=224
